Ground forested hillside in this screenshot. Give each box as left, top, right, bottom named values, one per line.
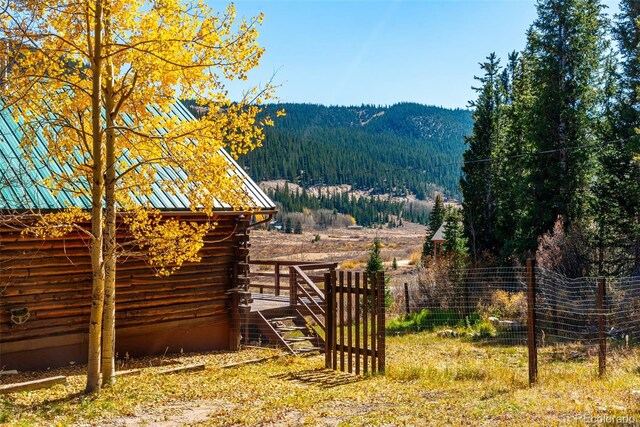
left=237, top=103, right=473, bottom=200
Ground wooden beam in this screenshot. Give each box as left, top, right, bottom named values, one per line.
left=0, top=376, right=66, bottom=394
left=158, top=363, right=205, bottom=375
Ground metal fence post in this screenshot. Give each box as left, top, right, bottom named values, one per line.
left=598, top=277, right=606, bottom=377
left=526, top=258, right=538, bottom=386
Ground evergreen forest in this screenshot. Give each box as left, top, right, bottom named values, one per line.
left=237, top=103, right=473, bottom=200
left=460, top=0, right=640, bottom=276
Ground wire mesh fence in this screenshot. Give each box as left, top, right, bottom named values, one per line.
left=391, top=262, right=640, bottom=381
left=390, top=266, right=528, bottom=346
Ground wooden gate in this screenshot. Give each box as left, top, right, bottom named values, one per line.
left=324, top=271, right=385, bottom=375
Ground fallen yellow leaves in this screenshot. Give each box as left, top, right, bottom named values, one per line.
left=2, top=335, right=640, bottom=426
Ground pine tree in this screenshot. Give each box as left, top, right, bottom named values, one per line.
left=461, top=53, right=503, bottom=264
left=294, top=220, right=303, bottom=234
left=597, top=0, right=640, bottom=275
left=521, top=0, right=607, bottom=255
left=366, top=237, right=392, bottom=307
left=284, top=217, right=292, bottom=234
left=493, top=51, right=534, bottom=261
left=367, top=237, right=384, bottom=273
left=443, top=208, right=468, bottom=259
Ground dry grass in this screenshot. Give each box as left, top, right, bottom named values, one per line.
left=408, top=251, right=422, bottom=266
left=340, top=260, right=360, bottom=270
left=3, top=334, right=640, bottom=426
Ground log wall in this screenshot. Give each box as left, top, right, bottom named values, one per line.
left=0, top=213, right=251, bottom=371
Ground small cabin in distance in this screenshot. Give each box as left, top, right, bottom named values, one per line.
left=0, top=101, right=276, bottom=371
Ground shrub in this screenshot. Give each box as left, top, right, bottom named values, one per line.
left=408, top=251, right=422, bottom=266
left=474, top=321, right=497, bottom=340
left=485, top=290, right=526, bottom=323
left=340, top=260, right=359, bottom=269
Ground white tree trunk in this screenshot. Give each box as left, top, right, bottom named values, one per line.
left=85, top=0, right=105, bottom=395
left=101, top=50, right=117, bottom=386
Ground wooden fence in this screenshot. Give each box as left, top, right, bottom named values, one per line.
left=324, top=271, right=385, bottom=375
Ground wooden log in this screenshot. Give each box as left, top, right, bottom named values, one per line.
left=115, top=369, right=141, bottom=377
left=0, top=323, right=88, bottom=341
left=158, top=363, right=205, bottom=375
left=0, top=376, right=66, bottom=394
left=221, top=355, right=281, bottom=369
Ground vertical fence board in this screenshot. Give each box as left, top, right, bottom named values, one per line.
left=347, top=272, right=353, bottom=373
left=370, top=272, right=377, bottom=373
left=355, top=272, right=361, bottom=375
left=363, top=273, right=369, bottom=375
left=324, top=272, right=332, bottom=369
left=377, top=271, right=385, bottom=374
left=332, top=270, right=338, bottom=371
left=289, top=267, right=296, bottom=306
left=339, top=271, right=345, bottom=372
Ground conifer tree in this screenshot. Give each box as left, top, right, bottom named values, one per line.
left=443, top=208, right=468, bottom=259
left=493, top=51, right=534, bottom=261
left=596, top=0, right=640, bottom=275
left=521, top=0, right=607, bottom=254
left=367, top=237, right=384, bottom=273
left=366, top=237, right=392, bottom=307
left=461, top=53, right=503, bottom=263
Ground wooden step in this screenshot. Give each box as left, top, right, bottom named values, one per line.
left=284, top=337, right=313, bottom=343
left=294, top=347, right=322, bottom=353
left=268, top=316, right=297, bottom=322
left=275, top=326, right=308, bottom=332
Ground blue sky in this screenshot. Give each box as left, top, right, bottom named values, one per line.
left=215, top=0, right=620, bottom=109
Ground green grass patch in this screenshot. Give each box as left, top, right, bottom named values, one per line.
left=387, top=308, right=481, bottom=333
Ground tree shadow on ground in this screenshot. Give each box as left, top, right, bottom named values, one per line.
left=270, top=368, right=365, bottom=388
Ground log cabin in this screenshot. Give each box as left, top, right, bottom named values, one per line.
left=0, top=101, right=276, bottom=371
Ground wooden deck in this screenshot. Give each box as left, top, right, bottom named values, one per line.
left=249, top=293, right=290, bottom=312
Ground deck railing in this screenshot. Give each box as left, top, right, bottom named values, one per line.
left=289, top=265, right=327, bottom=329
left=247, top=259, right=337, bottom=297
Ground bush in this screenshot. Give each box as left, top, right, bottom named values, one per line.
left=485, top=290, right=527, bottom=323
left=473, top=321, right=497, bottom=340
left=408, top=251, right=422, bottom=266
left=340, top=260, right=359, bottom=269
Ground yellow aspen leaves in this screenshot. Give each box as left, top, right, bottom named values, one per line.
left=2, top=0, right=275, bottom=269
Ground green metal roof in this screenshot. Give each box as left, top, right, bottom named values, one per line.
left=0, top=101, right=275, bottom=211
